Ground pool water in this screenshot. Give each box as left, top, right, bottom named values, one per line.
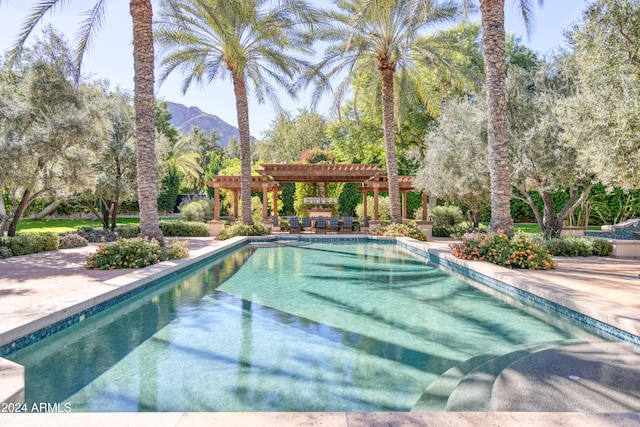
left=7, top=242, right=603, bottom=412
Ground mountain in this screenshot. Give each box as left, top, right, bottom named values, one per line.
left=166, top=101, right=254, bottom=147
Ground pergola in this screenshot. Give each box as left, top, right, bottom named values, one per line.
left=204, top=163, right=427, bottom=221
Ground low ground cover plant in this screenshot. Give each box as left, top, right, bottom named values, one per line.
left=536, top=236, right=613, bottom=257
left=450, top=231, right=556, bottom=270
left=85, top=238, right=189, bottom=270
left=58, top=233, right=89, bottom=249
left=114, top=221, right=210, bottom=238
left=215, top=222, right=270, bottom=240
left=371, top=222, right=427, bottom=241
left=76, top=226, right=119, bottom=243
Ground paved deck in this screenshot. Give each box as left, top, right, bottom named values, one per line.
left=1, top=236, right=639, bottom=426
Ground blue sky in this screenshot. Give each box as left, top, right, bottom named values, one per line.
left=0, top=0, right=590, bottom=137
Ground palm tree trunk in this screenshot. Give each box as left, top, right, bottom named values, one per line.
left=379, top=65, right=402, bottom=224
left=481, top=0, right=514, bottom=234
left=130, top=0, right=163, bottom=243
left=231, top=71, right=253, bottom=224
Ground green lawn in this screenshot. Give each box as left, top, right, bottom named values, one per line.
left=15, top=218, right=141, bottom=234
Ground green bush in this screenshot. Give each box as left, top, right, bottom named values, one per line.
left=215, top=222, right=270, bottom=240
left=179, top=199, right=213, bottom=222
left=0, top=233, right=59, bottom=256
left=85, top=238, right=189, bottom=270
left=59, top=233, right=89, bottom=249
left=114, top=225, right=140, bottom=239
left=542, top=236, right=613, bottom=257
left=160, top=221, right=210, bottom=237
left=371, top=222, right=427, bottom=241
left=429, top=205, right=465, bottom=227
left=450, top=231, right=556, bottom=270
left=0, top=246, right=13, bottom=259
left=355, top=196, right=390, bottom=221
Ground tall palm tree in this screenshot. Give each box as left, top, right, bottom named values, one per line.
left=309, top=0, right=461, bottom=224
left=475, top=0, right=543, bottom=234
left=155, top=0, right=317, bottom=223
left=6, top=0, right=164, bottom=243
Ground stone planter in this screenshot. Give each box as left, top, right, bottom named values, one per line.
left=207, top=220, right=226, bottom=237
left=416, top=221, right=434, bottom=238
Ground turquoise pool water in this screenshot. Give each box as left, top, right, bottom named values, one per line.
left=7, top=241, right=602, bottom=412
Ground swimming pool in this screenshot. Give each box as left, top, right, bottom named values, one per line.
left=6, top=240, right=605, bottom=412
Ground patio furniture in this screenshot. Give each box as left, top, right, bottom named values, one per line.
left=341, top=216, right=353, bottom=233
left=314, top=217, right=327, bottom=234
left=302, top=217, right=312, bottom=232
left=326, top=217, right=340, bottom=233
left=289, top=217, right=300, bottom=234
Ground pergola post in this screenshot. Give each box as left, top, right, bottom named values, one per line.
left=362, top=187, right=368, bottom=218
left=272, top=187, right=279, bottom=219
left=233, top=190, right=239, bottom=219
left=421, top=192, right=428, bottom=221
left=213, top=186, right=220, bottom=220
left=262, top=182, right=269, bottom=220
left=401, top=191, right=407, bottom=221
left=373, top=185, right=379, bottom=221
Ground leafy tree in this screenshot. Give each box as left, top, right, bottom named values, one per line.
left=256, top=109, right=330, bottom=163
left=560, top=0, right=640, bottom=191
left=7, top=0, right=165, bottom=243
left=310, top=0, right=462, bottom=223
left=0, top=29, right=103, bottom=236
left=413, top=95, right=490, bottom=227
left=84, top=88, right=138, bottom=230
left=155, top=0, right=317, bottom=223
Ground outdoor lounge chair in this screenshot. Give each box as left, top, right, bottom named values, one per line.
left=326, top=217, right=339, bottom=233
left=302, top=217, right=312, bottom=232
left=289, top=217, right=300, bottom=234
left=314, top=217, right=327, bottom=234
left=341, top=216, right=353, bottom=233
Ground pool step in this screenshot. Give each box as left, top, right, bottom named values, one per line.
left=411, top=341, right=583, bottom=412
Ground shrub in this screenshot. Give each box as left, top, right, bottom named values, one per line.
left=541, top=236, right=613, bottom=257
left=215, top=222, right=270, bottom=240
left=429, top=205, right=465, bottom=227
left=160, top=221, right=210, bottom=237
left=355, top=196, right=391, bottom=221
left=0, top=246, right=13, bottom=259
left=114, top=225, right=140, bottom=239
left=371, top=222, right=427, bottom=241
left=85, top=238, right=189, bottom=270
left=59, top=233, right=89, bottom=249
left=77, top=229, right=119, bottom=243
left=450, top=231, right=556, bottom=270
left=179, top=199, right=213, bottom=222
left=0, top=233, right=59, bottom=256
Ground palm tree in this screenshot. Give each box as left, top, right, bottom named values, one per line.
left=6, top=0, right=164, bottom=243
left=475, top=0, right=543, bottom=234
left=309, top=0, right=462, bottom=224
left=154, top=0, right=317, bottom=223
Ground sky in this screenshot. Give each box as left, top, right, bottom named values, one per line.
left=0, top=0, right=590, bottom=138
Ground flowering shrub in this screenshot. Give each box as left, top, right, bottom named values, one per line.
left=85, top=238, right=189, bottom=270
left=77, top=228, right=119, bottom=243
left=300, top=147, right=335, bottom=164
left=450, top=231, right=556, bottom=270
left=215, top=222, right=270, bottom=240
left=59, top=233, right=89, bottom=249
left=371, top=222, right=428, bottom=241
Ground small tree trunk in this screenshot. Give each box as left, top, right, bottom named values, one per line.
left=33, top=199, right=64, bottom=220
left=7, top=190, right=31, bottom=237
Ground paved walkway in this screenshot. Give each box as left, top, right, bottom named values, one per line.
left=1, top=236, right=639, bottom=426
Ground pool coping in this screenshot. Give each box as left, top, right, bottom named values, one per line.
left=1, top=235, right=639, bottom=413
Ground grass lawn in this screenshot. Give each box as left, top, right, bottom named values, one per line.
left=15, top=218, right=142, bottom=234
left=486, top=223, right=602, bottom=234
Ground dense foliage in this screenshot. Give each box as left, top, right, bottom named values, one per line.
left=537, top=236, right=613, bottom=257
left=450, top=231, right=556, bottom=270
left=0, top=233, right=59, bottom=256
left=85, top=238, right=188, bottom=270
left=370, top=222, right=427, bottom=241
left=215, top=222, right=270, bottom=240
left=58, top=233, right=89, bottom=249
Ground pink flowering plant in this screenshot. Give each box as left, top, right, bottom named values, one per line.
left=85, top=238, right=189, bottom=270
left=450, top=231, right=555, bottom=270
